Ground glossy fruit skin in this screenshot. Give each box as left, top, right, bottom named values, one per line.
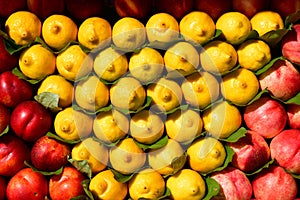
left=30, top=136, right=71, bottom=172
left=155, top=0, right=194, bottom=19
left=0, top=71, right=33, bottom=108
left=114, top=0, right=154, bottom=19
left=0, top=0, right=27, bottom=18
left=194, top=0, right=232, bottom=21
left=282, top=24, right=300, bottom=65
left=27, top=0, right=65, bottom=20
left=0, top=104, right=10, bottom=134
left=49, top=166, right=86, bottom=200
left=232, top=0, right=271, bottom=18
left=0, top=38, right=18, bottom=73
left=271, top=0, right=300, bottom=18
left=6, top=167, right=48, bottom=200
left=10, top=100, right=52, bottom=142
left=0, top=134, right=31, bottom=177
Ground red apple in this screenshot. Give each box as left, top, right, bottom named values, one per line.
left=0, top=134, right=30, bottom=177
left=270, top=129, right=300, bottom=174
left=0, top=71, right=33, bottom=108
left=114, top=0, right=154, bottom=19
left=287, top=103, right=300, bottom=129
left=0, top=0, right=27, bottom=18
left=154, top=0, right=194, bottom=19
left=194, top=0, right=232, bottom=21
left=227, top=130, right=270, bottom=173
left=210, top=167, right=252, bottom=200
left=232, top=0, right=271, bottom=18
left=31, top=136, right=71, bottom=172
left=271, top=0, right=300, bottom=18
left=0, top=176, right=6, bottom=200
left=0, top=37, right=18, bottom=73
left=65, top=0, right=105, bottom=21
left=10, top=100, right=52, bottom=142
left=259, top=58, right=300, bottom=101
left=0, top=104, right=10, bottom=134
left=49, top=166, right=86, bottom=200
left=281, top=24, right=300, bottom=65
left=27, top=0, right=65, bottom=20
left=6, top=167, right=48, bottom=200
left=252, top=165, right=298, bottom=200
left=243, top=96, right=287, bottom=138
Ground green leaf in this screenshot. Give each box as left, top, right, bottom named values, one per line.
left=134, top=135, right=169, bottom=151
left=24, top=160, right=64, bottom=176
left=245, top=159, right=275, bottom=176
left=201, top=145, right=234, bottom=176
left=219, top=127, right=247, bottom=143
left=68, top=157, right=92, bottom=179
left=285, top=9, right=300, bottom=29
left=290, top=172, right=300, bottom=179
left=110, top=168, right=136, bottom=183
left=202, top=176, right=220, bottom=200
left=255, top=56, right=285, bottom=75
left=0, top=125, right=9, bottom=137
left=234, top=30, right=259, bottom=45
left=71, top=179, right=94, bottom=200
left=91, top=136, right=122, bottom=147
left=285, top=92, right=300, bottom=105
left=260, top=28, right=289, bottom=47
left=12, top=67, right=42, bottom=84
left=53, top=40, right=79, bottom=54
left=34, top=92, right=62, bottom=112
left=46, top=132, right=81, bottom=144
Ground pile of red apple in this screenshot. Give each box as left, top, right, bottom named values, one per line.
left=0, top=0, right=300, bottom=200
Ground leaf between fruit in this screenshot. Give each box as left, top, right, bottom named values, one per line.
left=46, top=132, right=81, bottom=144
left=68, top=157, right=92, bottom=179
left=24, top=160, right=63, bottom=176
left=219, top=127, right=247, bottom=143
left=245, top=159, right=275, bottom=176
left=0, top=125, right=9, bottom=137
left=202, top=176, right=220, bottom=200
left=134, top=134, right=169, bottom=151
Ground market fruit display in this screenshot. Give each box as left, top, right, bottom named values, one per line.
left=0, top=0, right=300, bottom=199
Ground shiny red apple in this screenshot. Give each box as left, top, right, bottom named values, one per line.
left=31, top=136, right=71, bottom=171
left=252, top=165, right=298, bottom=200
left=0, top=134, right=31, bottom=177
left=0, top=71, right=33, bottom=108
left=0, top=0, right=27, bottom=18
left=114, top=0, right=154, bottom=19
left=49, top=166, right=86, bottom=200
left=155, top=0, right=194, bottom=19
left=232, top=0, right=271, bottom=18
left=194, top=0, right=232, bottom=21
left=65, top=0, right=105, bottom=21
left=287, top=103, right=300, bottom=129
left=271, top=0, right=300, bottom=18
left=10, top=100, right=52, bottom=142
left=27, top=0, right=65, bottom=20
left=281, top=24, right=300, bottom=65
left=6, top=167, right=48, bottom=200
left=0, top=37, right=18, bottom=73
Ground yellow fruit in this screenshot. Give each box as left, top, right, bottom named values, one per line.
left=19, top=44, right=56, bottom=80
left=5, top=11, right=41, bottom=45
left=112, top=17, right=146, bottom=51
left=93, top=109, right=129, bottom=143
left=54, top=107, right=93, bottom=141
left=216, top=12, right=252, bottom=45
left=93, top=47, right=128, bottom=82
left=181, top=71, right=220, bottom=109
left=42, top=14, right=78, bottom=50
left=110, top=77, right=146, bottom=111
left=37, top=75, right=74, bottom=108
left=250, top=11, right=284, bottom=36
left=78, top=17, right=112, bottom=50
left=167, top=169, right=206, bottom=200
left=180, top=11, right=216, bottom=45
left=129, top=168, right=165, bottom=200
left=74, top=75, right=109, bottom=112
left=56, top=45, right=93, bottom=81
left=109, top=138, right=146, bottom=174
left=147, top=78, right=183, bottom=112
left=165, top=109, right=203, bottom=144
left=71, top=137, right=108, bottom=174
left=89, top=169, right=128, bottom=200
left=145, top=12, right=179, bottom=45
left=202, top=101, right=242, bottom=139
left=164, top=41, right=199, bottom=77
left=130, top=110, right=164, bottom=144
left=148, top=139, right=185, bottom=175
left=129, top=47, right=164, bottom=83
left=221, top=68, right=259, bottom=105
left=200, top=40, right=237, bottom=75
left=187, top=136, right=226, bottom=173
left=237, top=39, right=272, bottom=71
